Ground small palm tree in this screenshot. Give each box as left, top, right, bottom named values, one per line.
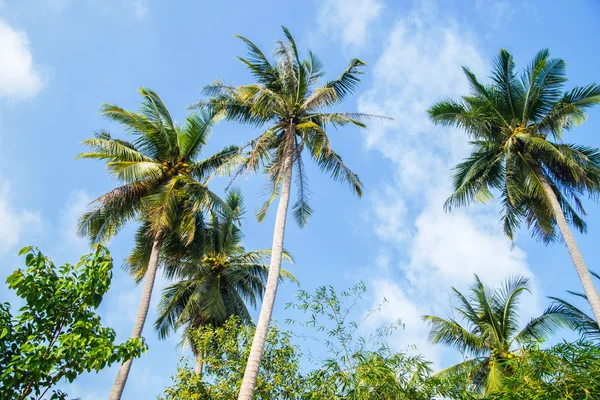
left=424, top=275, right=562, bottom=394
left=196, top=26, right=387, bottom=399
left=153, top=190, right=297, bottom=374
left=76, top=88, right=240, bottom=400
left=428, top=49, right=600, bottom=325
left=543, top=270, right=600, bottom=342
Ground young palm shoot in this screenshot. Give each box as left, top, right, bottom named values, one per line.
left=76, top=88, right=240, bottom=399
left=196, top=26, right=388, bottom=399
left=429, top=49, right=600, bottom=325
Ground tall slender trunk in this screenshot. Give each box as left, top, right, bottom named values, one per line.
left=108, top=231, right=164, bottom=400
left=541, top=179, right=600, bottom=325
left=237, top=126, right=295, bottom=400
left=194, top=352, right=204, bottom=375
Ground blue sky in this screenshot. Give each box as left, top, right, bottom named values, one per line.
left=1, top=0, right=600, bottom=398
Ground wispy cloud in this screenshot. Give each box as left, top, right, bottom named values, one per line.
left=317, top=0, right=383, bottom=48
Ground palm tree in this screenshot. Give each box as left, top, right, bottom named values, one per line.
left=153, top=190, right=297, bottom=374
left=542, top=270, right=600, bottom=342
left=76, top=88, right=240, bottom=400
left=428, top=49, right=600, bottom=324
left=196, top=26, right=386, bottom=399
left=423, top=275, right=562, bottom=394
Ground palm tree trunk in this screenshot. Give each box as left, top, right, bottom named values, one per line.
left=108, top=230, right=164, bottom=400
left=194, top=352, right=204, bottom=375
left=237, top=127, right=295, bottom=400
left=540, top=179, right=600, bottom=325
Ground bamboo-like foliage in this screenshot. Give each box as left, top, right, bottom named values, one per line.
left=423, top=275, right=564, bottom=394
left=429, top=49, right=600, bottom=242
left=194, top=26, right=388, bottom=226
left=154, top=190, right=297, bottom=349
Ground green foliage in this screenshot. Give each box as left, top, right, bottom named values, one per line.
left=159, top=316, right=304, bottom=400
left=158, top=281, right=600, bottom=399
left=480, top=341, right=600, bottom=399
left=429, top=49, right=600, bottom=243
left=196, top=26, right=388, bottom=226
left=0, top=246, right=146, bottom=400
left=160, top=284, right=445, bottom=399
left=423, top=275, right=564, bottom=394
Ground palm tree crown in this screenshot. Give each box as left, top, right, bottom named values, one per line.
left=197, top=26, right=385, bottom=226
left=154, top=190, right=297, bottom=345
left=77, top=87, right=240, bottom=245
left=424, top=275, right=562, bottom=393
left=429, top=49, right=600, bottom=242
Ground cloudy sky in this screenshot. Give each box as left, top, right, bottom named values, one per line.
left=1, top=0, right=599, bottom=398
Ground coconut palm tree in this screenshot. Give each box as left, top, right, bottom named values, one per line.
left=196, top=26, right=387, bottom=399
left=153, top=190, right=297, bottom=374
left=428, top=49, right=600, bottom=324
left=424, top=275, right=563, bottom=394
left=76, top=88, right=240, bottom=400
left=542, top=270, right=600, bottom=342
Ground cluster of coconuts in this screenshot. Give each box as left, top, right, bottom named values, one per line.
left=202, top=254, right=230, bottom=271
left=161, top=161, right=192, bottom=175
left=491, top=348, right=517, bottom=360
left=512, top=126, right=529, bottom=135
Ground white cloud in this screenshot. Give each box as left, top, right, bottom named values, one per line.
left=0, top=178, right=40, bottom=253
left=370, top=185, right=408, bottom=243
left=0, top=18, right=44, bottom=101
left=317, top=0, right=383, bottom=48
left=353, top=3, right=542, bottom=366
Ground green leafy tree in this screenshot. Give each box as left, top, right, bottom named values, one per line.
left=542, top=270, right=600, bottom=342
left=197, top=26, right=386, bottom=399
left=159, top=316, right=304, bottom=400
left=428, top=49, right=600, bottom=324
left=0, top=246, right=145, bottom=400
left=423, top=275, right=563, bottom=394
left=155, top=190, right=297, bottom=374
left=481, top=341, right=600, bottom=400
left=76, top=88, right=239, bottom=399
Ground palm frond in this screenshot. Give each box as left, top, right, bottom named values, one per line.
left=325, top=58, right=366, bottom=102
left=292, top=152, right=313, bottom=227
